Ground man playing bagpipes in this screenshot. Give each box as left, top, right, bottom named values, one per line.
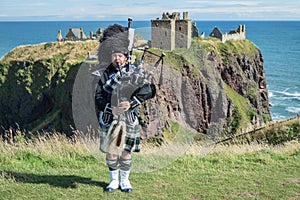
left=94, top=23, right=156, bottom=193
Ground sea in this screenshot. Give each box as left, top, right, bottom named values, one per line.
left=0, top=20, right=299, bottom=121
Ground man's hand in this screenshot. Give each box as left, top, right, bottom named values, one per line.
left=118, top=101, right=130, bottom=111
left=112, top=101, right=131, bottom=116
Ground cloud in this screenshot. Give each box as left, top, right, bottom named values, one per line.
left=125, top=2, right=157, bottom=6
left=175, top=0, right=300, bottom=20
left=56, top=5, right=165, bottom=20
left=186, top=0, right=259, bottom=7
left=0, top=0, right=299, bottom=20
left=0, top=1, right=48, bottom=8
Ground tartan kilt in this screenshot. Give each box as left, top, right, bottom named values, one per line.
left=100, top=122, right=141, bottom=154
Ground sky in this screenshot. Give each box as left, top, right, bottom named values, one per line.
left=0, top=0, right=299, bottom=21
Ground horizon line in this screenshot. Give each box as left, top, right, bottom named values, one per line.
left=0, top=19, right=300, bottom=22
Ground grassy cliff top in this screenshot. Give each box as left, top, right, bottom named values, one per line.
left=195, top=37, right=259, bottom=55
left=1, top=40, right=99, bottom=64
left=1, top=38, right=257, bottom=66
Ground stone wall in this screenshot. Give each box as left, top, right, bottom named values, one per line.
left=151, top=12, right=194, bottom=50
left=151, top=19, right=175, bottom=50
left=210, top=25, right=246, bottom=43
left=175, top=20, right=192, bottom=49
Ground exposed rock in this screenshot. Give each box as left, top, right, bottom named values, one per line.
left=0, top=38, right=271, bottom=139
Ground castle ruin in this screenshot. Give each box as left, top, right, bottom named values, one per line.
left=151, top=12, right=198, bottom=50
left=209, top=25, right=246, bottom=43
left=57, top=27, right=103, bottom=42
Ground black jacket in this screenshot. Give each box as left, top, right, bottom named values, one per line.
left=95, top=63, right=156, bottom=120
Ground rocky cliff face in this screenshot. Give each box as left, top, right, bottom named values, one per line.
left=215, top=45, right=270, bottom=122
left=0, top=39, right=271, bottom=139
left=138, top=39, right=271, bottom=139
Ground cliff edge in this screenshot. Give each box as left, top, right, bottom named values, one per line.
left=0, top=38, right=271, bottom=140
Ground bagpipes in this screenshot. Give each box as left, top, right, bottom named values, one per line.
left=101, top=17, right=165, bottom=155
left=138, top=45, right=165, bottom=85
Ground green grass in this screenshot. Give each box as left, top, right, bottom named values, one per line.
left=195, top=37, right=258, bottom=62
left=1, top=132, right=299, bottom=200
left=234, top=117, right=300, bottom=145
left=133, top=48, right=184, bottom=73
left=224, top=82, right=253, bottom=133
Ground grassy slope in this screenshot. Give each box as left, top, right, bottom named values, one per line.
left=224, top=82, right=253, bottom=133
left=0, top=133, right=299, bottom=200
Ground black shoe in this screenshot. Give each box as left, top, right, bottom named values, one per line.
left=105, top=187, right=117, bottom=193
left=121, top=188, right=133, bottom=193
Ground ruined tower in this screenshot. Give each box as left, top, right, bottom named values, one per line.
left=151, top=12, right=193, bottom=50
left=175, top=11, right=192, bottom=49
left=237, top=24, right=246, bottom=39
